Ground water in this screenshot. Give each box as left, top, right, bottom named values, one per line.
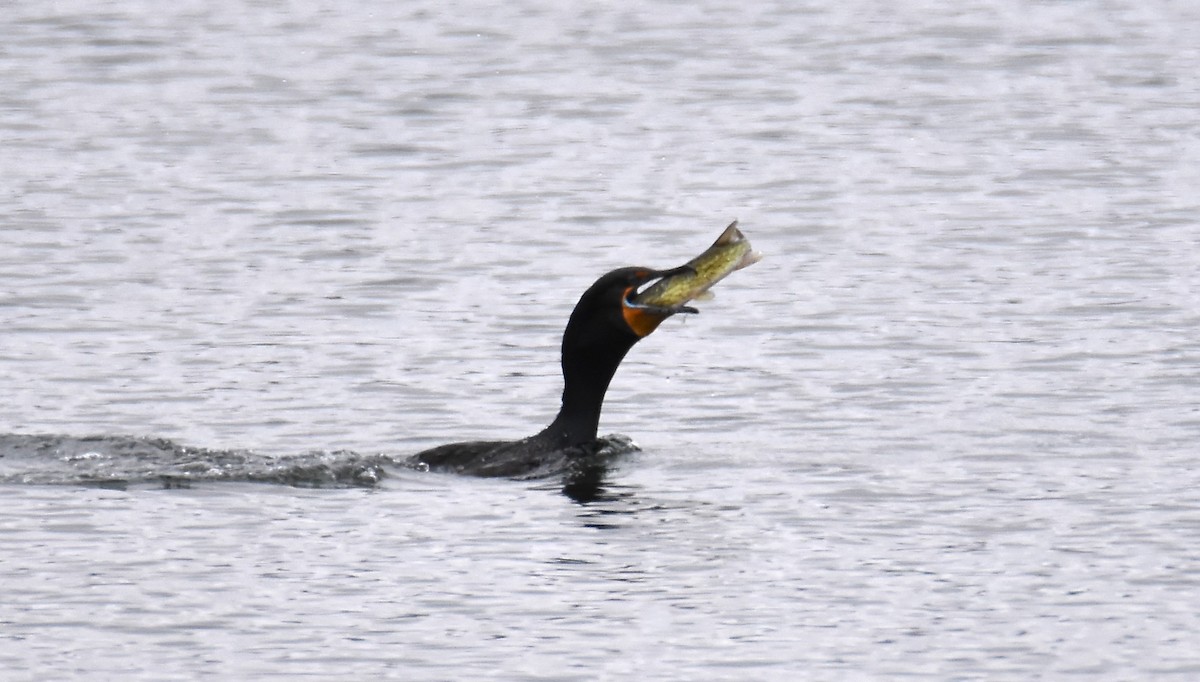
left=3, top=0, right=1200, bottom=678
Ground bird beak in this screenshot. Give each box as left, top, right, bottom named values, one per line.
left=626, top=265, right=699, bottom=316
left=621, top=265, right=699, bottom=337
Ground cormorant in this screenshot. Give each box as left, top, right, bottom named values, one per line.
left=408, top=265, right=696, bottom=479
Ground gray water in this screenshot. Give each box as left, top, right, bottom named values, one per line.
left=3, top=0, right=1200, bottom=678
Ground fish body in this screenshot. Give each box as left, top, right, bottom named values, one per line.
left=634, top=221, right=762, bottom=308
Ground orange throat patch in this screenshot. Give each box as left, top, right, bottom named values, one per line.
left=622, top=287, right=668, bottom=337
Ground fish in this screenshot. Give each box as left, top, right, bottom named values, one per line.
left=633, top=220, right=762, bottom=309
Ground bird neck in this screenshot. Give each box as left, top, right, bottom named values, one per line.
left=539, top=331, right=638, bottom=447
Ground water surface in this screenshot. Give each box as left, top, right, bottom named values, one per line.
left=3, top=0, right=1200, bottom=679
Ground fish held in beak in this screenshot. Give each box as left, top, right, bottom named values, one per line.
left=633, top=220, right=762, bottom=310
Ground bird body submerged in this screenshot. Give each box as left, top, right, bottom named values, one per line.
left=408, top=224, right=760, bottom=480
left=409, top=434, right=637, bottom=479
